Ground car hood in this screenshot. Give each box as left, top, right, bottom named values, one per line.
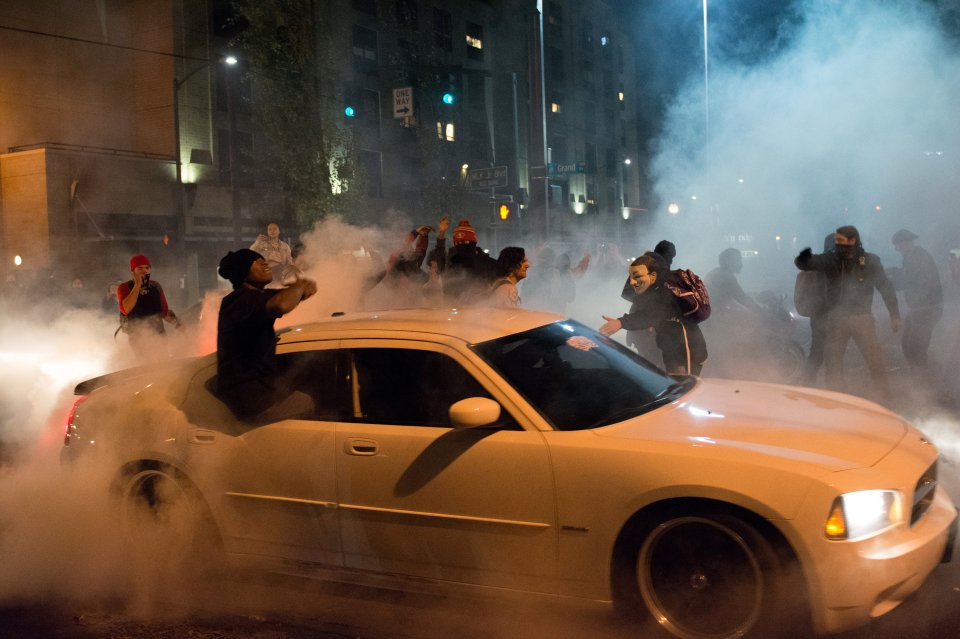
left=595, top=378, right=908, bottom=472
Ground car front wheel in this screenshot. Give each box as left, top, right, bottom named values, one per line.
left=617, top=512, right=798, bottom=639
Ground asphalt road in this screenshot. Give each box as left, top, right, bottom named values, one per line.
left=1, top=533, right=959, bottom=639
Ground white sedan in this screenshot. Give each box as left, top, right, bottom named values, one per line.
left=62, top=307, right=956, bottom=639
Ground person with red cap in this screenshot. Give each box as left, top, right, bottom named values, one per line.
left=443, top=218, right=497, bottom=304
left=116, top=254, right=181, bottom=360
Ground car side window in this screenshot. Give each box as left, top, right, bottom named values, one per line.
left=274, top=349, right=346, bottom=421
left=349, top=348, right=517, bottom=429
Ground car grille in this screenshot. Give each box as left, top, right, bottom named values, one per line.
left=911, top=460, right=938, bottom=526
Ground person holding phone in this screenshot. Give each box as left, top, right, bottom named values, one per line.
left=117, top=254, right=181, bottom=361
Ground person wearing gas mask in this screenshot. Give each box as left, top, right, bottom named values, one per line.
left=794, top=225, right=900, bottom=401
left=117, top=254, right=181, bottom=361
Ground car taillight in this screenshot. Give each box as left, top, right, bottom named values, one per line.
left=64, top=395, right=88, bottom=446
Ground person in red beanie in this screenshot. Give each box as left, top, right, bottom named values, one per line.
left=443, top=218, right=497, bottom=304
left=116, top=254, right=181, bottom=361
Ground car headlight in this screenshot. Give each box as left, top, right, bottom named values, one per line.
left=825, top=490, right=903, bottom=540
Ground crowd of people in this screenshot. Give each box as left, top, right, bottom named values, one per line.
left=4, top=216, right=960, bottom=414
left=355, top=217, right=958, bottom=410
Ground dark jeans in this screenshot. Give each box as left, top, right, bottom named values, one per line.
left=801, top=311, right=829, bottom=385
left=902, top=305, right=942, bottom=371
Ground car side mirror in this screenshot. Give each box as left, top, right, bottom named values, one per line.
left=449, top=397, right=501, bottom=428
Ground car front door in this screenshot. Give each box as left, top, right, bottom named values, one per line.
left=334, top=341, right=559, bottom=593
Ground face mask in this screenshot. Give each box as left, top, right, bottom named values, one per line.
left=837, top=245, right=857, bottom=260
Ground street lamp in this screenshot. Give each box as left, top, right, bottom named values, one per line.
left=702, top=0, right=709, bottom=147
left=172, top=55, right=237, bottom=303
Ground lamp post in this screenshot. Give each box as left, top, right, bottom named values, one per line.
left=172, top=55, right=237, bottom=301
left=702, top=0, right=709, bottom=147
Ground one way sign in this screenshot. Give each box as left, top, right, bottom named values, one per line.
left=393, top=86, right=413, bottom=119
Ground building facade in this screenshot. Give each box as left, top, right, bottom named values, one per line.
left=0, top=0, right=642, bottom=303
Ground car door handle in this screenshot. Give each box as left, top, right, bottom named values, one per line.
left=345, top=438, right=379, bottom=456
left=189, top=429, right=217, bottom=444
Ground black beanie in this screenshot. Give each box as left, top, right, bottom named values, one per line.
left=218, top=249, right=262, bottom=289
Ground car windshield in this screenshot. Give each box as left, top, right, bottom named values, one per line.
left=472, top=320, right=693, bottom=431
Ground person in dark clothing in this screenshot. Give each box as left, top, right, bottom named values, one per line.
left=702, top=248, right=764, bottom=378
left=891, top=228, right=942, bottom=379
left=794, top=225, right=900, bottom=399
left=216, top=248, right=317, bottom=420
left=799, top=233, right=836, bottom=385
left=653, top=240, right=676, bottom=268
left=620, top=240, right=677, bottom=360
left=443, top=218, right=498, bottom=304
left=117, top=254, right=181, bottom=361
left=706, top=248, right=763, bottom=315
left=601, top=252, right=708, bottom=375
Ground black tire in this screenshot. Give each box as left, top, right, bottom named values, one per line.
left=615, top=511, right=796, bottom=639
left=775, top=341, right=807, bottom=385
left=114, top=461, right=223, bottom=573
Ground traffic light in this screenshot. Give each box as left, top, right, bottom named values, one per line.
left=493, top=201, right=517, bottom=224
left=344, top=105, right=356, bottom=117
left=442, top=92, right=455, bottom=105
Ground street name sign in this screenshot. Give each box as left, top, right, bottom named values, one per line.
left=468, top=165, right=508, bottom=189
left=548, top=161, right=586, bottom=175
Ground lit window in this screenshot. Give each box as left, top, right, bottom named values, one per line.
left=600, top=36, right=609, bottom=46
left=618, top=91, right=624, bottom=101
left=551, top=102, right=561, bottom=113
left=466, top=22, right=484, bottom=60
left=436, top=121, right=455, bottom=141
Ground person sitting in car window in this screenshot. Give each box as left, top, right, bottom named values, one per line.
left=215, top=248, right=318, bottom=421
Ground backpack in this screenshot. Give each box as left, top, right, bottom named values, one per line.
left=664, top=269, right=711, bottom=323
left=793, top=270, right=826, bottom=317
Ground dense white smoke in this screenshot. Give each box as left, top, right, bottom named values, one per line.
left=648, top=0, right=960, bottom=287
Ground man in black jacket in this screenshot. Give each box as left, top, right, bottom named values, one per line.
left=891, top=228, right=942, bottom=380
left=795, top=225, right=900, bottom=399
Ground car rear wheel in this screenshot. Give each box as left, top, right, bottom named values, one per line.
left=115, top=461, right=222, bottom=573
left=616, top=512, right=797, bottom=639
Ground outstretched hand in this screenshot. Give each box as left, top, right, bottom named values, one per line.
left=599, top=315, right=622, bottom=336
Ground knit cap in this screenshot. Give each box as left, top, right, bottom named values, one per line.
left=129, top=255, right=151, bottom=271
left=218, top=249, right=263, bottom=289
left=452, top=219, right=478, bottom=245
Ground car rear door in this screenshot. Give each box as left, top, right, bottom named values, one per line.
left=194, top=346, right=346, bottom=567
left=334, top=340, right=559, bottom=593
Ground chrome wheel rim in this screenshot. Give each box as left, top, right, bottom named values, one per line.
left=637, top=516, right=764, bottom=639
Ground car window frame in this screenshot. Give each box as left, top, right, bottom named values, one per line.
left=337, top=338, right=527, bottom=431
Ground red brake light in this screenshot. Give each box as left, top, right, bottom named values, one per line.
left=64, top=395, right=88, bottom=446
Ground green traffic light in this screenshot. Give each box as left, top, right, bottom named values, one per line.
left=442, top=93, right=455, bottom=105
left=344, top=106, right=356, bottom=117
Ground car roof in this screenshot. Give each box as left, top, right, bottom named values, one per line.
left=277, top=306, right=566, bottom=345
